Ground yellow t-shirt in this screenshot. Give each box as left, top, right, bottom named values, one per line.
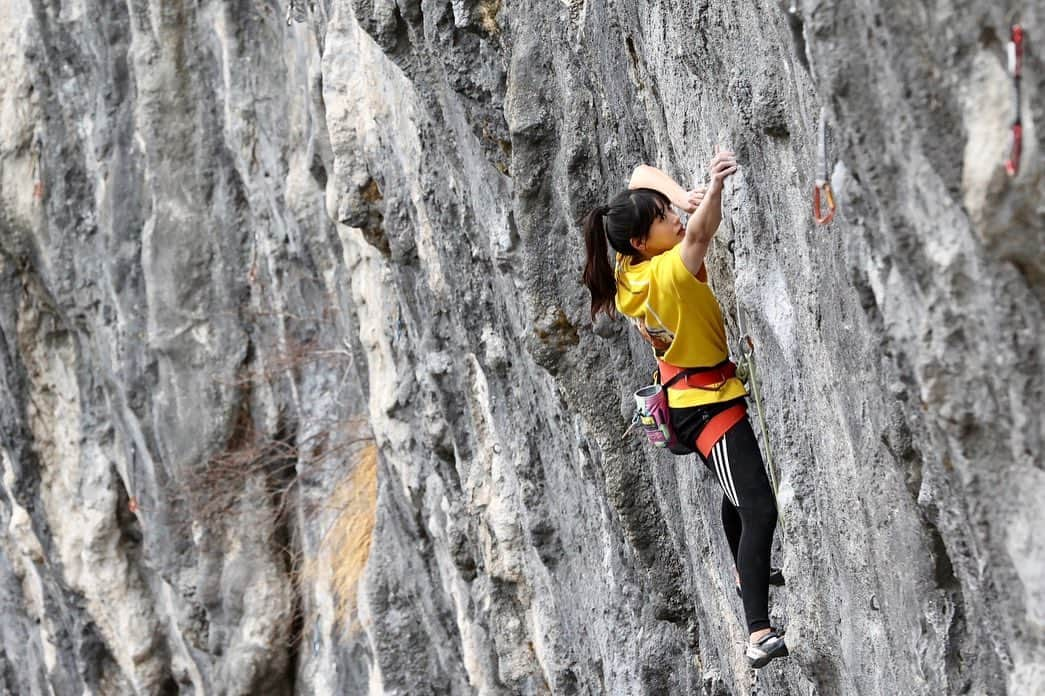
left=615, top=247, right=748, bottom=407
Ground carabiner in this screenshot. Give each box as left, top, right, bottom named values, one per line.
left=1006, top=124, right=1023, bottom=177
left=621, top=412, right=640, bottom=440
left=740, top=335, right=754, bottom=358
left=813, top=107, right=837, bottom=224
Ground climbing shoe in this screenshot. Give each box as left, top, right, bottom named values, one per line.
left=746, top=629, right=789, bottom=669
left=735, top=567, right=785, bottom=597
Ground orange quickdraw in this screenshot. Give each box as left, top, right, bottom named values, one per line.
left=1007, top=124, right=1022, bottom=177
left=813, top=181, right=836, bottom=225
left=813, top=107, right=836, bottom=225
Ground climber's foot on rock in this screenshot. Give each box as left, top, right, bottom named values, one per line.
left=746, top=628, right=789, bottom=669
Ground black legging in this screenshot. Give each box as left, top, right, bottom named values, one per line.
left=672, top=399, right=778, bottom=633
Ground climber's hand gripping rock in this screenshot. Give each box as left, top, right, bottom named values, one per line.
left=706, top=148, right=738, bottom=196
left=674, top=148, right=737, bottom=277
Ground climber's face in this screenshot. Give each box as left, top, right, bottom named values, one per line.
left=630, top=204, right=684, bottom=259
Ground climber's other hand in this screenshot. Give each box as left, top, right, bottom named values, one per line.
left=680, top=186, right=706, bottom=213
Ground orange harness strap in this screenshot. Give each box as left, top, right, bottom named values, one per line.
left=658, top=360, right=737, bottom=390
left=696, top=403, right=748, bottom=459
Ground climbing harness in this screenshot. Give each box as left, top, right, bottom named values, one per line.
left=658, top=359, right=737, bottom=391
left=625, top=360, right=742, bottom=456
left=696, top=402, right=748, bottom=459
left=812, top=107, right=836, bottom=225
left=1005, top=25, right=1024, bottom=176
left=660, top=360, right=747, bottom=459
left=736, top=310, right=782, bottom=511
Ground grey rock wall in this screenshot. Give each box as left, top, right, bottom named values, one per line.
left=0, top=0, right=1042, bottom=694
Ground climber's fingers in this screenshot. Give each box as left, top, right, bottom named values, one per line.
left=708, top=154, right=738, bottom=189
left=681, top=187, right=706, bottom=213
left=709, top=149, right=737, bottom=177
left=710, top=152, right=737, bottom=174
left=711, top=162, right=739, bottom=179
left=709, top=148, right=735, bottom=166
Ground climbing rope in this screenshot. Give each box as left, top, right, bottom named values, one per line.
left=714, top=163, right=786, bottom=545
left=736, top=311, right=778, bottom=498
left=736, top=310, right=786, bottom=544
left=1005, top=24, right=1024, bottom=177
left=812, top=107, right=836, bottom=225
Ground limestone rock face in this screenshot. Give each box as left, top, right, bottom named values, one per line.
left=0, top=0, right=1041, bottom=694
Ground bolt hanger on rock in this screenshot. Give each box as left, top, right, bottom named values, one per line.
left=1005, top=24, right=1024, bottom=177
left=813, top=107, right=836, bottom=225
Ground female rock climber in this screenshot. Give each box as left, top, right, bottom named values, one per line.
left=580, top=150, right=788, bottom=669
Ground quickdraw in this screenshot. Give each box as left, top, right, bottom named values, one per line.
left=1005, top=25, right=1024, bottom=177
left=812, top=107, right=836, bottom=225
left=31, top=145, right=43, bottom=201
left=127, top=443, right=141, bottom=515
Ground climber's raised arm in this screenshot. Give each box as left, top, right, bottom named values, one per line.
left=676, top=149, right=737, bottom=276
left=628, top=165, right=703, bottom=213
left=625, top=155, right=736, bottom=277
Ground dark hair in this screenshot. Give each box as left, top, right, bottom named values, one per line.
left=581, top=188, right=671, bottom=320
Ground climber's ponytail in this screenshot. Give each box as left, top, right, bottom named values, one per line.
left=582, top=206, right=617, bottom=320
left=580, top=187, right=672, bottom=321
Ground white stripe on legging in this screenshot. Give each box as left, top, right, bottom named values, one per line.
left=713, top=441, right=739, bottom=507
left=721, top=437, right=740, bottom=506
left=711, top=443, right=725, bottom=501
